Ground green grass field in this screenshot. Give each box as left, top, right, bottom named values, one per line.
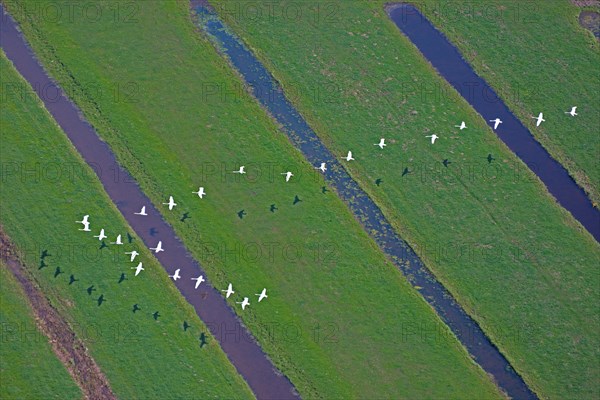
left=0, top=262, right=83, bottom=400
left=206, top=1, right=600, bottom=398
left=1, top=0, right=507, bottom=398
left=415, top=0, right=600, bottom=205
left=0, top=51, right=254, bottom=399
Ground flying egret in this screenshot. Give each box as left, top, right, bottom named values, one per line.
left=132, top=262, right=144, bottom=276
left=163, top=196, right=177, bottom=210
left=374, top=138, right=386, bottom=149
left=221, top=283, right=234, bottom=298
left=281, top=171, right=294, bottom=182
left=455, top=121, right=467, bottom=130
left=191, top=275, right=205, bottom=289
left=78, top=221, right=91, bottom=232
left=426, top=134, right=439, bottom=144
left=125, top=250, right=139, bottom=262
left=316, top=163, right=327, bottom=173
left=192, top=187, right=206, bottom=199
left=134, top=206, right=147, bottom=216
left=532, top=112, right=545, bottom=127
left=236, top=297, right=250, bottom=310
left=76, top=215, right=90, bottom=231
left=343, top=151, right=354, bottom=161
left=255, top=288, right=268, bottom=302
left=565, top=106, right=578, bottom=117
left=233, top=166, right=246, bottom=174
left=93, top=229, right=107, bottom=241
left=149, top=241, right=164, bottom=253
left=169, top=269, right=181, bottom=281
left=110, top=234, right=123, bottom=245
left=489, top=118, right=503, bottom=130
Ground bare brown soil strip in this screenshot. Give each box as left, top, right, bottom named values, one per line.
left=571, top=1, right=600, bottom=6
left=0, top=227, right=116, bottom=400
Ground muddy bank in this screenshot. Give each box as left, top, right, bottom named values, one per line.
left=0, top=228, right=116, bottom=400
left=579, top=10, right=600, bottom=39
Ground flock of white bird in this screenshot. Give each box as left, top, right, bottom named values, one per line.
left=334, top=107, right=578, bottom=166
left=76, top=189, right=268, bottom=312
left=75, top=105, right=578, bottom=311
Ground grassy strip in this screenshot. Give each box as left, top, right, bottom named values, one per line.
left=208, top=1, right=600, bottom=398
left=0, top=51, right=254, bottom=400
left=0, top=261, right=83, bottom=400
left=3, top=0, right=505, bottom=398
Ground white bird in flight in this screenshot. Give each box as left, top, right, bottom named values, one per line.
left=255, top=288, right=268, bottom=302
left=236, top=297, right=250, bottom=310
left=532, top=112, right=545, bottom=127
left=134, top=206, right=147, bottom=216
left=455, top=121, right=467, bottom=130
left=374, top=138, right=386, bottom=149
left=281, top=171, right=294, bottom=182
left=163, top=196, right=177, bottom=210
left=191, top=275, right=205, bottom=289
left=222, top=283, right=234, bottom=298
left=169, top=268, right=181, bottom=281
left=93, top=229, right=107, bottom=241
left=192, top=187, right=206, bottom=199
left=233, top=166, right=246, bottom=174
left=110, top=234, right=123, bottom=245
left=125, top=250, right=139, bottom=262
left=316, top=163, right=327, bottom=173
left=149, top=241, right=164, bottom=253
left=565, top=106, right=578, bottom=117
left=426, top=134, right=439, bottom=144
left=76, top=215, right=90, bottom=231
left=343, top=151, right=354, bottom=161
left=490, top=118, right=503, bottom=130
left=132, top=262, right=144, bottom=276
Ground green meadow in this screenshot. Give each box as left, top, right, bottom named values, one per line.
left=0, top=262, right=82, bottom=400
left=208, top=1, right=600, bottom=398
left=2, top=0, right=506, bottom=398
left=0, top=51, right=254, bottom=399
left=415, top=0, right=600, bottom=204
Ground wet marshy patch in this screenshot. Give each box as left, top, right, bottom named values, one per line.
left=579, top=10, right=600, bottom=39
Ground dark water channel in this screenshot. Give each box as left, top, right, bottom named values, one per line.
left=0, top=4, right=298, bottom=399
left=193, top=3, right=538, bottom=399
left=388, top=3, right=600, bottom=243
